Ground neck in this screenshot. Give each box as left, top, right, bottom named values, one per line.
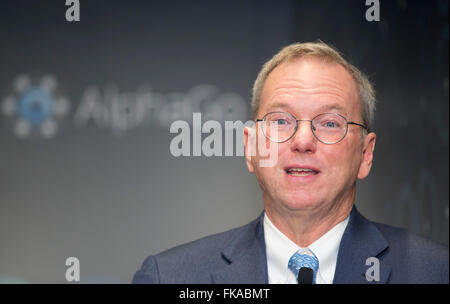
left=264, top=190, right=355, bottom=248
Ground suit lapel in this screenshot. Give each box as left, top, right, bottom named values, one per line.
left=211, top=208, right=391, bottom=284
left=212, top=212, right=268, bottom=284
left=333, top=207, right=391, bottom=284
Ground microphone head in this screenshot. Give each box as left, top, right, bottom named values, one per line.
left=298, top=267, right=314, bottom=284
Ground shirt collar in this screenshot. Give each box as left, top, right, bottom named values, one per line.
left=264, top=212, right=349, bottom=284
left=308, top=216, right=349, bottom=283
left=264, top=213, right=299, bottom=283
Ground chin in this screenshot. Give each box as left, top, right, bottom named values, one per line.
left=282, top=194, right=321, bottom=211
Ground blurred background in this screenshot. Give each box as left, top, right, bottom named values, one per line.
left=0, top=0, right=448, bottom=283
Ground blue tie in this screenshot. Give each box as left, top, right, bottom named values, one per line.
left=288, top=250, right=319, bottom=284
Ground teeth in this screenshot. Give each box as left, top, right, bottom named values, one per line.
left=287, top=168, right=317, bottom=176
left=288, top=168, right=313, bottom=172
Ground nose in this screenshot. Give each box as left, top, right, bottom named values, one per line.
left=289, top=120, right=317, bottom=153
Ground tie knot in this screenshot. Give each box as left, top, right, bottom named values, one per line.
left=288, top=250, right=319, bottom=283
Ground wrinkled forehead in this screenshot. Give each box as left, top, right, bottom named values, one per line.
left=260, top=57, right=361, bottom=117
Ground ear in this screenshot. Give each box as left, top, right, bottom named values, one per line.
left=243, top=126, right=255, bottom=173
left=357, top=132, right=376, bottom=180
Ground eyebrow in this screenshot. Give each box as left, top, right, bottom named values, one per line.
left=317, top=103, right=347, bottom=113
left=269, top=102, right=347, bottom=114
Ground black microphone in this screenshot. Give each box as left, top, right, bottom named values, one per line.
left=298, top=267, right=313, bottom=284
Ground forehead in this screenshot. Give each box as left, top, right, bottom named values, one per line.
left=260, top=57, right=360, bottom=116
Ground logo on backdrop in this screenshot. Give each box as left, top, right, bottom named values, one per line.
left=2, top=75, right=70, bottom=139
left=1, top=75, right=248, bottom=140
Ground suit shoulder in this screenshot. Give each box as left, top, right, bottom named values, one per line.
left=133, top=215, right=260, bottom=283
left=157, top=219, right=255, bottom=261
left=374, top=222, right=449, bottom=283
left=374, top=222, right=448, bottom=259
left=132, top=255, right=159, bottom=283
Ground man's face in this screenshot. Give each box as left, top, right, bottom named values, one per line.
left=244, top=57, right=376, bottom=216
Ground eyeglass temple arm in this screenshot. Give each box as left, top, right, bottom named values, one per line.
left=348, top=121, right=369, bottom=132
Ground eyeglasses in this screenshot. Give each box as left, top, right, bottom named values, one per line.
left=256, top=112, right=368, bottom=144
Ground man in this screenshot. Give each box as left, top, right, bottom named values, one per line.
left=133, top=41, right=449, bottom=284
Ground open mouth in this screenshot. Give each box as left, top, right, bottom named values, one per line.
left=285, top=168, right=319, bottom=177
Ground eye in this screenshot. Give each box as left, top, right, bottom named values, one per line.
left=276, top=119, right=288, bottom=125
left=313, top=113, right=346, bottom=132
left=265, top=113, right=294, bottom=128
left=320, top=120, right=342, bottom=129
left=324, top=121, right=337, bottom=128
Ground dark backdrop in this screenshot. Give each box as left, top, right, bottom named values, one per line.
left=0, top=0, right=448, bottom=283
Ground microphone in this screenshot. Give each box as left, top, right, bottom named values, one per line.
left=298, top=267, right=313, bottom=284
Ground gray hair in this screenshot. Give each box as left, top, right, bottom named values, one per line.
left=251, top=41, right=376, bottom=132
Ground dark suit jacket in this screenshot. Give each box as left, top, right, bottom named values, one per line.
left=133, top=207, right=449, bottom=283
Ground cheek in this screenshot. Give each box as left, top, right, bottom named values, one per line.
left=272, top=142, right=291, bottom=164
left=253, top=145, right=287, bottom=190
left=323, top=144, right=361, bottom=180
left=253, top=166, right=282, bottom=200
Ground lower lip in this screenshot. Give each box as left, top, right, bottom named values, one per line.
left=285, top=171, right=320, bottom=181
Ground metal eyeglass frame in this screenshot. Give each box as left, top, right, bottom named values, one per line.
left=256, top=111, right=369, bottom=144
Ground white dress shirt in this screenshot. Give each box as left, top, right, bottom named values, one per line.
left=264, top=212, right=349, bottom=284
